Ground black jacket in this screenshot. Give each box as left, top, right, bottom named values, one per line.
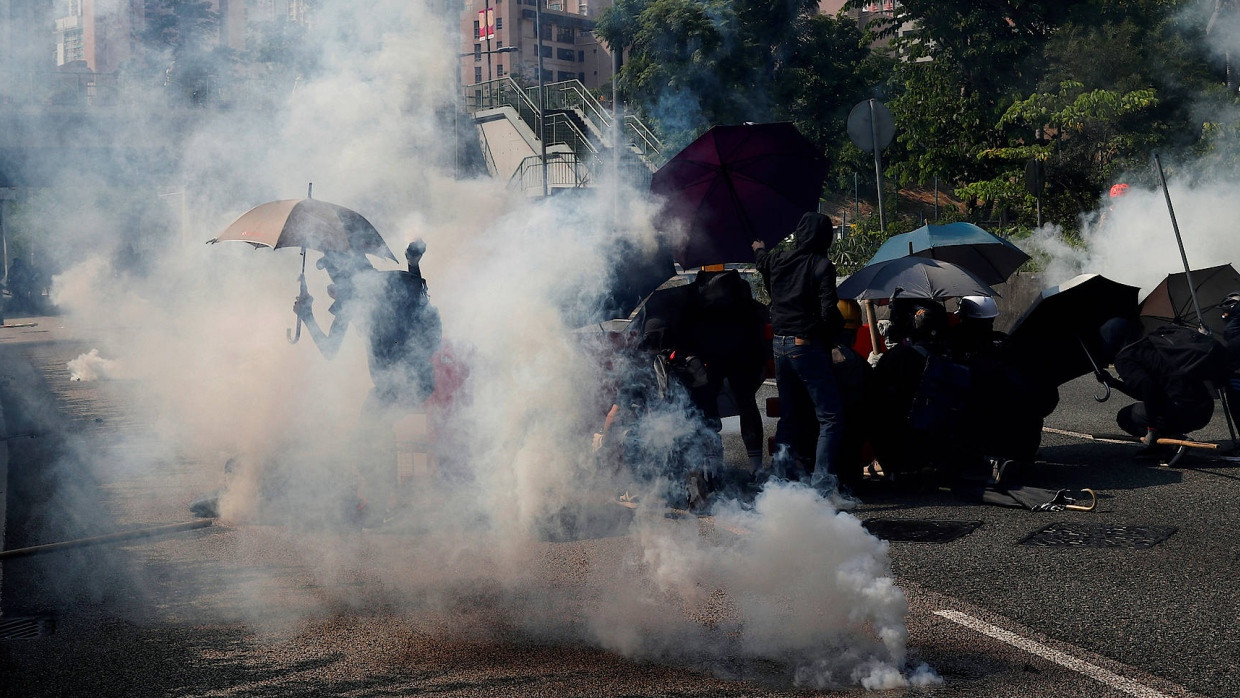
left=754, top=212, right=842, bottom=341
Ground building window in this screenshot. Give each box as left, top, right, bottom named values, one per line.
left=557, top=47, right=575, bottom=61
left=496, top=17, right=502, bottom=29
left=473, top=20, right=480, bottom=37
left=557, top=70, right=574, bottom=81
left=474, top=43, right=482, bottom=60
left=497, top=64, right=505, bottom=76
left=579, top=71, right=585, bottom=82
left=578, top=50, right=584, bottom=62
left=540, top=23, right=551, bottom=40
left=556, top=26, right=574, bottom=43
left=496, top=40, right=503, bottom=48
left=542, top=68, right=553, bottom=82
left=475, top=66, right=483, bottom=83
left=540, top=44, right=551, bottom=58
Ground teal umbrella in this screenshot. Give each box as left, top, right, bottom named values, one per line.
left=866, top=222, right=1030, bottom=285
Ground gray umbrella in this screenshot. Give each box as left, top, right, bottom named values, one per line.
left=837, top=256, right=999, bottom=302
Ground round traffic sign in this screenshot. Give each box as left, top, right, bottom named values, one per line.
left=847, top=100, right=895, bottom=152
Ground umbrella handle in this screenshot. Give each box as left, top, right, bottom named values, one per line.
left=289, top=261, right=308, bottom=345
left=1094, top=373, right=1111, bottom=402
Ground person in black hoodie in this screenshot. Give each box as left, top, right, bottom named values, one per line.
left=752, top=212, right=845, bottom=492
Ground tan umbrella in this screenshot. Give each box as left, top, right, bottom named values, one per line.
left=209, top=197, right=395, bottom=261
left=208, top=189, right=397, bottom=343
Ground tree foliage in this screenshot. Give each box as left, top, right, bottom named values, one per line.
left=605, top=0, right=1240, bottom=238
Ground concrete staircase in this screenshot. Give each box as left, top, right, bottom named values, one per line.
left=462, top=77, right=663, bottom=195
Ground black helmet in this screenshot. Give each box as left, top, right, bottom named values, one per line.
left=1221, top=291, right=1240, bottom=318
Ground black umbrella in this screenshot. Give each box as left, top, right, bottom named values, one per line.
left=650, top=122, right=828, bottom=268
left=1138, top=264, right=1240, bottom=336
left=1007, top=273, right=1141, bottom=387
left=837, top=257, right=999, bottom=302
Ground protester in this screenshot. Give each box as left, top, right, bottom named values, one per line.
left=618, top=288, right=726, bottom=512
left=946, top=295, right=1004, bottom=361
left=830, top=299, right=873, bottom=488
left=1099, top=318, right=1227, bottom=454
left=691, top=269, right=769, bottom=473
left=753, top=212, right=845, bottom=493
left=947, top=295, right=1048, bottom=474
left=869, top=296, right=964, bottom=481
left=294, top=241, right=443, bottom=518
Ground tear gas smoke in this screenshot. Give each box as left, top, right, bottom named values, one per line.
left=1024, top=173, right=1240, bottom=295
left=5, top=0, right=922, bottom=688
left=67, top=349, right=125, bottom=382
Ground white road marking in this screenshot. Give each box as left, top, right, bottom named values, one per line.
left=1042, top=426, right=1135, bottom=445
left=934, top=609, right=1174, bottom=698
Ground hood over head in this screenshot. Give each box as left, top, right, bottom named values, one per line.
left=791, top=212, right=835, bottom=255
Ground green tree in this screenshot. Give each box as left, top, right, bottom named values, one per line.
left=771, top=12, right=891, bottom=180
left=597, top=0, right=826, bottom=147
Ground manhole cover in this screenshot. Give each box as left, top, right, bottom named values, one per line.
left=861, top=519, right=982, bottom=543
left=0, top=615, right=54, bottom=640
left=1019, top=522, right=1177, bottom=549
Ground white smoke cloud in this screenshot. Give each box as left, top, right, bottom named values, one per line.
left=1025, top=172, right=1240, bottom=295
left=6, top=0, right=922, bottom=688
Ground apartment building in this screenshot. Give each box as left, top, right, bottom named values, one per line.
left=54, top=0, right=144, bottom=73
left=52, top=0, right=261, bottom=74
left=459, top=0, right=614, bottom=89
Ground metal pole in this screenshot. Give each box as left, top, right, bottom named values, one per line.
left=1153, top=153, right=1207, bottom=332
left=612, top=44, right=621, bottom=224
left=485, top=0, right=493, bottom=81
left=535, top=0, right=548, bottom=196
left=0, top=520, right=214, bottom=561
left=869, top=99, right=885, bottom=232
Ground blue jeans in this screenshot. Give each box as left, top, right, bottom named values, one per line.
left=772, top=335, right=844, bottom=490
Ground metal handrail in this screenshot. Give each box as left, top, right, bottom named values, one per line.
left=623, top=114, right=664, bottom=162
left=464, top=76, right=664, bottom=171
left=508, top=153, right=593, bottom=192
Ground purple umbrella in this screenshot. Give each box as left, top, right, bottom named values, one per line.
left=650, top=122, right=828, bottom=269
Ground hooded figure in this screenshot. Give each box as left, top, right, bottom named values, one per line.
left=755, top=212, right=844, bottom=344
left=753, top=212, right=845, bottom=493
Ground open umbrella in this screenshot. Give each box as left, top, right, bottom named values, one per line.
left=650, top=122, right=828, bottom=269
left=208, top=191, right=397, bottom=343
left=865, top=222, right=1030, bottom=285
left=1007, top=273, right=1141, bottom=388
left=1138, top=264, right=1240, bottom=336
left=208, top=197, right=396, bottom=261
left=837, top=257, right=999, bottom=302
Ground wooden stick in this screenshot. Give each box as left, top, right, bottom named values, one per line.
left=863, top=300, right=881, bottom=354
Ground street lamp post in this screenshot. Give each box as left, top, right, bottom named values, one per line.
left=535, top=0, right=548, bottom=196
left=455, top=46, right=518, bottom=176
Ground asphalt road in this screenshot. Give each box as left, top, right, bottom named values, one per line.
left=1, top=315, right=1235, bottom=697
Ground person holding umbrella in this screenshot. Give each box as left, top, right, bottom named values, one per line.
left=294, top=241, right=443, bottom=518
left=752, top=212, right=846, bottom=494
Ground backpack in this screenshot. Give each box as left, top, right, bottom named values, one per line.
left=1146, top=324, right=1230, bottom=387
